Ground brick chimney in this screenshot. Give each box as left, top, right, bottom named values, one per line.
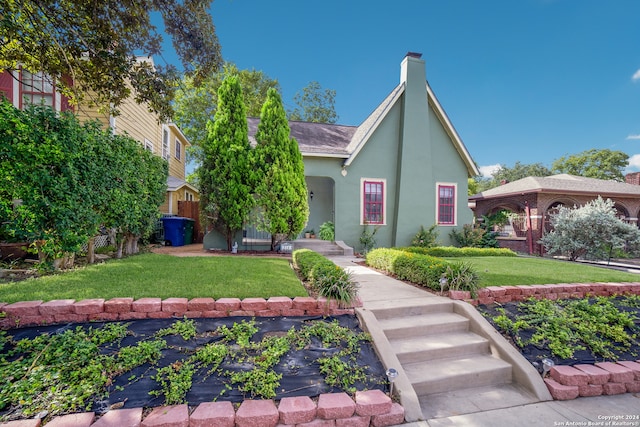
left=625, top=172, right=640, bottom=185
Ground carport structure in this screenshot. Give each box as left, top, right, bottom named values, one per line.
left=469, top=174, right=640, bottom=255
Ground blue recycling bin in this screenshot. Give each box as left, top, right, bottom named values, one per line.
left=160, top=216, right=190, bottom=246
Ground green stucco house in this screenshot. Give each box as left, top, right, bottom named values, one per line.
left=204, top=52, right=479, bottom=252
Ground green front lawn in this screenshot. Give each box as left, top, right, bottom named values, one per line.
left=0, top=253, right=307, bottom=304
left=452, top=256, right=640, bottom=287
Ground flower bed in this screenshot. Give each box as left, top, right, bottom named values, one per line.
left=476, top=291, right=640, bottom=401
left=0, top=297, right=405, bottom=426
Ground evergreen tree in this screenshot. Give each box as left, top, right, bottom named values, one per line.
left=199, top=76, right=254, bottom=250
left=254, top=88, right=309, bottom=250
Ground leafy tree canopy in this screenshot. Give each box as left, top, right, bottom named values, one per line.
left=174, top=62, right=279, bottom=161
left=551, top=149, right=629, bottom=182
left=475, top=161, right=552, bottom=193
left=288, top=81, right=338, bottom=123
left=1, top=0, right=222, bottom=121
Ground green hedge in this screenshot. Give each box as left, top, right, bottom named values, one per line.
left=292, top=249, right=326, bottom=281
left=365, top=248, right=404, bottom=273
left=398, top=246, right=517, bottom=257
left=292, top=249, right=358, bottom=305
left=366, top=247, right=480, bottom=295
left=366, top=248, right=447, bottom=290
left=393, top=252, right=448, bottom=290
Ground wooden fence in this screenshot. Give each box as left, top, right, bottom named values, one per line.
left=178, top=201, right=204, bottom=243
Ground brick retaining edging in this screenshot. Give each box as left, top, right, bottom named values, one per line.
left=447, top=282, right=640, bottom=305
left=544, top=361, right=640, bottom=400
left=0, top=390, right=406, bottom=427
left=0, top=295, right=363, bottom=330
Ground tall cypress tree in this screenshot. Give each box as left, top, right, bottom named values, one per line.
left=199, top=75, right=254, bottom=250
left=253, top=88, right=309, bottom=250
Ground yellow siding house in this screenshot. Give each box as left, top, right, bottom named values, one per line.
left=0, top=58, right=198, bottom=215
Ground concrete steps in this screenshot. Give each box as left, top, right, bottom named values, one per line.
left=367, top=299, right=539, bottom=419
left=293, top=239, right=345, bottom=256
left=378, top=312, right=470, bottom=339
left=406, top=355, right=512, bottom=395
left=391, top=331, right=489, bottom=363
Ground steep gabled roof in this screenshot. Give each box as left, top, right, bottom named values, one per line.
left=427, top=84, right=479, bottom=176
left=246, top=79, right=478, bottom=177
left=343, top=84, right=405, bottom=165
left=247, top=117, right=356, bottom=157
left=470, top=174, right=640, bottom=200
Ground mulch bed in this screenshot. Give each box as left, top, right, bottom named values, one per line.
left=477, top=296, right=640, bottom=367
left=0, top=314, right=387, bottom=420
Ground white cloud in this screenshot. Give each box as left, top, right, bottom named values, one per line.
left=633, top=69, right=640, bottom=82
left=479, top=164, right=502, bottom=178
left=627, top=154, right=640, bottom=169
left=626, top=134, right=640, bottom=140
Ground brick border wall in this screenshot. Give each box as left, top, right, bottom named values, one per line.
left=447, top=282, right=640, bottom=306
left=448, top=282, right=640, bottom=402
left=1, top=390, right=405, bottom=427
left=0, top=295, right=363, bottom=330
left=544, top=361, right=640, bottom=400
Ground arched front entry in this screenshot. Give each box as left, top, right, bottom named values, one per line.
left=305, top=176, right=335, bottom=236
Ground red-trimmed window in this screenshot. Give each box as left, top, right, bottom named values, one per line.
left=19, top=70, right=72, bottom=112
left=363, top=180, right=384, bottom=224
left=437, top=184, right=456, bottom=225
left=20, top=70, right=55, bottom=108
left=0, top=71, right=13, bottom=103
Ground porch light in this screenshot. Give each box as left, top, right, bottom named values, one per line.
left=341, top=166, right=348, bottom=177
left=386, top=368, right=398, bottom=397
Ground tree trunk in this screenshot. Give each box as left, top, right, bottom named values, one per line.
left=86, top=236, right=96, bottom=264
left=108, top=228, right=117, bottom=246
left=226, top=231, right=233, bottom=252
left=116, top=239, right=124, bottom=259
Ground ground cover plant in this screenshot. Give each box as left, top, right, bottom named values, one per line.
left=0, top=253, right=307, bottom=303
left=0, top=315, right=385, bottom=423
left=478, top=295, right=640, bottom=367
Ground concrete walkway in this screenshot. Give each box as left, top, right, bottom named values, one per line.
left=329, top=256, right=640, bottom=427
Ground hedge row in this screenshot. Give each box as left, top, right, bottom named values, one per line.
left=366, top=248, right=447, bottom=290
left=292, top=249, right=358, bottom=306
left=366, top=248, right=480, bottom=297
left=398, top=246, right=516, bottom=257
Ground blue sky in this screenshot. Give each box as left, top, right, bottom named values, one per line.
left=157, top=0, right=640, bottom=177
